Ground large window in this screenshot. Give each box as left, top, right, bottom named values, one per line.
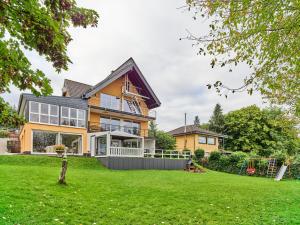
left=199, top=136, right=207, bottom=144
left=100, top=94, right=120, bottom=110
left=123, top=121, right=140, bottom=135
left=60, top=134, right=82, bottom=154
left=61, top=107, right=86, bottom=128
left=207, top=137, right=216, bottom=145
left=32, top=130, right=82, bottom=154
left=29, top=101, right=59, bottom=125
left=100, top=117, right=120, bottom=131
left=32, top=131, right=58, bottom=153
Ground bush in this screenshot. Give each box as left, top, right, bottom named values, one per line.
left=194, top=149, right=205, bottom=160
left=229, top=151, right=248, bottom=164
left=271, top=151, right=287, bottom=166
left=209, top=151, right=221, bottom=161
left=0, top=130, right=9, bottom=138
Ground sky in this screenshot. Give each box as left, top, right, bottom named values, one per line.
left=1, top=0, right=265, bottom=131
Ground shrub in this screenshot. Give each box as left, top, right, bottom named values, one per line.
left=229, top=151, right=248, bottom=164
left=209, top=151, right=221, bottom=161
left=194, top=149, right=205, bottom=160
left=271, top=151, right=287, bottom=166
left=0, top=130, right=9, bottom=138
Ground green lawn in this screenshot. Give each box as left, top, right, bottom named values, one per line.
left=0, top=156, right=299, bottom=225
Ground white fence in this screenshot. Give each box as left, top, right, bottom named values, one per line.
left=145, top=149, right=191, bottom=159
left=107, top=147, right=192, bottom=159
left=109, top=147, right=144, bottom=157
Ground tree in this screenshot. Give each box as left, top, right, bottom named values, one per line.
left=155, top=131, right=176, bottom=150
left=208, top=103, right=225, bottom=133
left=224, top=105, right=299, bottom=157
left=0, top=98, right=25, bottom=128
left=185, top=0, right=300, bottom=116
left=0, top=0, right=99, bottom=123
left=194, top=115, right=200, bottom=126
left=148, top=121, right=157, bottom=138
left=199, top=122, right=209, bottom=130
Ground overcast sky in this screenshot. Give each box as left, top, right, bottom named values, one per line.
left=1, top=0, right=265, bottom=131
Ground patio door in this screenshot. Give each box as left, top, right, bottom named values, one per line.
left=95, top=136, right=106, bottom=156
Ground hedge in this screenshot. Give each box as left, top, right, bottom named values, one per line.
left=202, top=151, right=300, bottom=179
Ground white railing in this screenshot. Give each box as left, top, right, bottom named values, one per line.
left=144, top=149, right=191, bottom=159
left=109, top=147, right=144, bottom=157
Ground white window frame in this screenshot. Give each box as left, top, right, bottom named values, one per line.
left=207, top=137, right=216, bottom=145
left=29, top=101, right=59, bottom=125
left=199, top=136, right=207, bottom=144
left=31, top=130, right=83, bottom=155
left=60, top=107, right=86, bottom=128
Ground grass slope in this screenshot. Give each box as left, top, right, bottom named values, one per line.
left=0, top=156, right=299, bottom=225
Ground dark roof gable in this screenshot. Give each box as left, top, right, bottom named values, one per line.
left=168, top=125, right=223, bottom=137
left=84, top=58, right=161, bottom=109
left=63, top=79, right=92, bottom=98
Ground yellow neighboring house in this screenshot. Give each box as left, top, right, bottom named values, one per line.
left=168, top=125, right=224, bottom=155
left=18, top=58, right=161, bottom=157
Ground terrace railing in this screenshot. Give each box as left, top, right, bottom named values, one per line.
left=144, top=149, right=191, bottom=159
left=88, top=122, right=149, bottom=136
left=110, top=147, right=144, bottom=157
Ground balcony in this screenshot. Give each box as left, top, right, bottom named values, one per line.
left=88, top=122, right=149, bottom=137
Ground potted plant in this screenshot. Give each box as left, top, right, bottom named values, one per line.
left=54, top=145, right=65, bottom=157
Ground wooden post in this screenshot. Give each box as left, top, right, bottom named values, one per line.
left=58, top=153, right=67, bottom=184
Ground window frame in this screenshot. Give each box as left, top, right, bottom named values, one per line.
left=31, top=130, right=83, bottom=155
left=29, top=101, right=59, bottom=125
left=207, top=137, right=216, bottom=145
left=199, top=136, right=207, bottom=144
left=60, top=107, right=86, bottom=128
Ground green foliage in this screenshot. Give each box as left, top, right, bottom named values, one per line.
left=208, top=103, right=225, bottom=133
left=194, top=115, right=200, bottom=126
left=203, top=151, right=300, bottom=178
left=224, top=105, right=300, bottom=157
left=0, top=130, right=9, bottom=138
left=0, top=0, right=99, bottom=121
left=199, top=122, right=209, bottom=130
left=148, top=121, right=157, bottom=138
left=186, top=1, right=300, bottom=116
left=194, top=149, right=205, bottom=160
left=155, top=130, right=176, bottom=150
left=208, top=151, right=221, bottom=161
left=0, top=98, right=25, bottom=128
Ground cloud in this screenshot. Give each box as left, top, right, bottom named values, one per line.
left=1, top=0, right=265, bottom=131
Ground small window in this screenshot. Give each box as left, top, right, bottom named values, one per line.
left=30, top=102, right=39, bottom=113
left=199, top=136, right=207, bottom=144
left=207, top=137, right=216, bottom=145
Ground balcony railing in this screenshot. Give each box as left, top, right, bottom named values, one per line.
left=109, top=147, right=144, bottom=157
left=88, top=122, right=149, bottom=136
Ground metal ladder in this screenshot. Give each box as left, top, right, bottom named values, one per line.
left=267, top=158, right=277, bottom=178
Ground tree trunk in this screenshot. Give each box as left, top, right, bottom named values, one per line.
left=58, top=156, right=67, bottom=184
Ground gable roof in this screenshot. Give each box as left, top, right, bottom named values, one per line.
left=63, top=79, right=92, bottom=98
left=168, top=125, right=224, bottom=137
left=84, top=58, right=161, bottom=109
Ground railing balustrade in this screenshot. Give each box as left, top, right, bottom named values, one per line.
left=88, top=122, right=149, bottom=136
left=110, top=147, right=144, bottom=157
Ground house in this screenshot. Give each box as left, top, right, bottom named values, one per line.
left=18, top=58, right=161, bottom=157
left=168, top=125, right=224, bottom=155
